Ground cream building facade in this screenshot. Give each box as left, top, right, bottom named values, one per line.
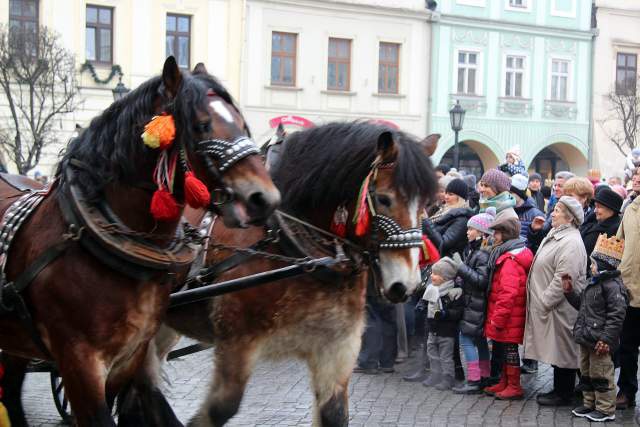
left=241, top=0, right=436, bottom=143
left=591, top=0, right=640, bottom=179
left=0, top=0, right=243, bottom=175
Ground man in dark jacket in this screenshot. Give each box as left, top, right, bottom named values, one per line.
left=563, top=234, right=628, bottom=422
left=528, top=173, right=546, bottom=212
left=580, top=188, right=623, bottom=274
left=510, top=174, right=544, bottom=242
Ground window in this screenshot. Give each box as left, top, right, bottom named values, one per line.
left=378, top=42, right=400, bottom=94
left=509, top=0, right=526, bottom=7
left=457, top=51, right=478, bottom=94
left=86, top=5, right=113, bottom=64
left=550, top=59, right=569, bottom=101
left=271, top=32, right=297, bottom=86
left=550, top=0, right=576, bottom=17
left=327, top=38, right=351, bottom=91
left=505, top=55, right=525, bottom=97
left=616, top=53, right=637, bottom=95
left=166, top=14, right=191, bottom=69
left=9, top=0, right=38, bottom=34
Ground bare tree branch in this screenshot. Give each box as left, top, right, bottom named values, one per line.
left=0, top=24, right=80, bottom=174
left=598, top=78, right=640, bottom=159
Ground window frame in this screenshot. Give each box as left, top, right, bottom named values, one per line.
left=548, top=57, right=572, bottom=101
left=327, top=37, right=352, bottom=92
left=270, top=31, right=298, bottom=87
left=505, top=0, right=531, bottom=12
left=166, top=13, right=191, bottom=70
left=85, top=4, right=114, bottom=65
left=503, top=54, right=528, bottom=98
left=550, top=0, right=576, bottom=18
left=378, top=41, right=401, bottom=95
left=616, top=52, right=638, bottom=96
left=9, top=0, right=39, bottom=34
left=455, top=49, right=482, bottom=95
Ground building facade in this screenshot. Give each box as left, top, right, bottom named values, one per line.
left=0, top=0, right=243, bottom=175
left=591, top=0, right=640, bottom=180
left=430, top=0, right=594, bottom=179
left=240, top=0, right=435, bottom=143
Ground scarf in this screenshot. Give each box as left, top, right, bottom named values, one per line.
left=429, top=198, right=469, bottom=223
left=487, top=238, right=526, bottom=288
left=479, top=191, right=516, bottom=214
left=423, top=280, right=455, bottom=319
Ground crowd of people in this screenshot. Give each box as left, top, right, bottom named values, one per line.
left=354, top=148, right=640, bottom=423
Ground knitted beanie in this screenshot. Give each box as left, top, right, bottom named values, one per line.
left=481, top=169, right=511, bottom=194
left=468, top=207, right=496, bottom=235
left=446, top=178, right=469, bottom=200
left=431, top=257, right=458, bottom=282
left=510, top=174, right=529, bottom=200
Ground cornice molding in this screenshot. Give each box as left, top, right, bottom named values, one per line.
left=439, top=14, right=594, bottom=41
left=255, top=0, right=437, bottom=22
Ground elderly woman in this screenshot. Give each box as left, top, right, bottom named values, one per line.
left=523, top=196, right=588, bottom=406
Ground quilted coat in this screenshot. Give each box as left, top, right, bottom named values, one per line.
left=423, top=207, right=474, bottom=258
left=484, top=246, right=534, bottom=344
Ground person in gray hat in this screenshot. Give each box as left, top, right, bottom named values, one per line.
left=524, top=196, right=588, bottom=406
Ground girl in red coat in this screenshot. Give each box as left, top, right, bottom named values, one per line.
left=483, top=210, right=534, bottom=400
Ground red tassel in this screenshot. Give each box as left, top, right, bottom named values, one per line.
left=419, top=235, right=441, bottom=268
left=353, top=172, right=372, bottom=237
left=150, top=188, right=181, bottom=221
left=354, top=208, right=370, bottom=237
left=184, top=172, right=211, bottom=208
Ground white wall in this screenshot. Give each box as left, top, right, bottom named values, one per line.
left=591, top=1, right=640, bottom=179
left=240, top=0, right=434, bottom=142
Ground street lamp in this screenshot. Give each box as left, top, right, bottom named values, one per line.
left=112, top=74, right=130, bottom=101
left=449, top=100, right=466, bottom=170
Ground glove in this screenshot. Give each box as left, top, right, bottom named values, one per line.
left=433, top=310, right=445, bottom=320
left=415, top=299, right=428, bottom=313
left=421, top=218, right=433, bottom=236
left=452, top=252, right=463, bottom=269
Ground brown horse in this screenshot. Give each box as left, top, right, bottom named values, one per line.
left=118, top=123, right=439, bottom=426
left=0, top=57, right=279, bottom=426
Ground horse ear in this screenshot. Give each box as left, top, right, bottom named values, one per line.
left=420, top=133, right=440, bottom=157
left=276, top=123, right=286, bottom=139
left=192, top=62, right=208, bottom=75
left=162, top=56, right=182, bottom=99
left=376, top=131, right=397, bottom=162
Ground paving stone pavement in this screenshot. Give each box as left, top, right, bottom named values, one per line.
left=21, top=343, right=640, bottom=426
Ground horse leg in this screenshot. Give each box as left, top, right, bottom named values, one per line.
left=0, top=353, right=29, bottom=427
left=117, top=326, right=183, bottom=427
left=307, top=332, right=362, bottom=427
left=189, top=340, right=259, bottom=427
left=56, top=348, right=115, bottom=426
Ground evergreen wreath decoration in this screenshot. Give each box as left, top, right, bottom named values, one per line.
left=80, top=61, right=123, bottom=85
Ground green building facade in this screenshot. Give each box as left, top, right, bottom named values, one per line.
left=430, top=0, right=594, bottom=180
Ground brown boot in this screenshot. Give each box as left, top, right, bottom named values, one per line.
left=495, top=366, right=523, bottom=400
left=616, top=393, right=636, bottom=410
left=484, top=365, right=507, bottom=396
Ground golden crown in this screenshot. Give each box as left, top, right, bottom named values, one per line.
left=593, top=234, right=625, bottom=261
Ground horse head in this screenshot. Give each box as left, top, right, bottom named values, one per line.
left=160, top=57, right=280, bottom=227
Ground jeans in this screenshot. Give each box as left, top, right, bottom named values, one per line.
left=459, top=333, right=490, bottom=363
left=617, top=306, right=640, bottom=400
left=357, top=297, right=398, bottom=369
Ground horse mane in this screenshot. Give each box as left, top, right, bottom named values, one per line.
left=56, top=72, right=244, bottom=202
left=272, top=121, right=437, bottom=215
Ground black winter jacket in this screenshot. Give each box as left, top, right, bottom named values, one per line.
left=426, top=291, right=465, bottom=338
left=565, top=270, right=628, bottom=351
left=580, top=213, right=621, bottom=273
left=531, top=190, right=546, bottom=212
left=457, top=239, right=491, bottom=337
left=423, top=207, right=474, bottom=258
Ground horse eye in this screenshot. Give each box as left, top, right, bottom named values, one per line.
left=196, top=122, right=211, bottom=133
left=376, top=194, right=392, bottom=208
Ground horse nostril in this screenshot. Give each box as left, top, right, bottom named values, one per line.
left=248, top=192, right=268, bottom=210
left=388, top=282, right=407, bottom=302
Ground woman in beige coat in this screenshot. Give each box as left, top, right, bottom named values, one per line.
left=523, top=196, right=587, bottom=406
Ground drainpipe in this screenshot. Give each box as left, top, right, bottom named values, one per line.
left=587, top=28, right=598, bottom=170
left=426, top=9, right=439, bottom=137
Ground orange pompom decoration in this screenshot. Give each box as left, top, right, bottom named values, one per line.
left=184, top=172, right=211, bottom=208
left=142, top=115, right=176, bottom=150
left=150, top=188, right=181, bottom=221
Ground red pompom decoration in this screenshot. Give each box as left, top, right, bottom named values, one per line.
left=184, top=172, right=211, bottom=208
left=150, top=188, right=181, bottom=221
left=419, top=235, right=441, bottom=268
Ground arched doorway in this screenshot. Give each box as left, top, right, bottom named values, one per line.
left=440, top=140, right=499, bottom=180
left=529, top=143, right=587, bottom=181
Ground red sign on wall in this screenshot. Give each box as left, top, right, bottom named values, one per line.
left=269, top=115, right=315, bottom=129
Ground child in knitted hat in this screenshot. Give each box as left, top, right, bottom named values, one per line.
left=451, top=208, right=495, bottom=394
left=564, top=234, right=628, bottom=422
left=419, top=257, right=464, bottom=391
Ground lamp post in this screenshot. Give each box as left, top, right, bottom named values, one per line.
left=112, top=74, right=130, bottom=101
left=449, top=100, right=466, bottom=170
